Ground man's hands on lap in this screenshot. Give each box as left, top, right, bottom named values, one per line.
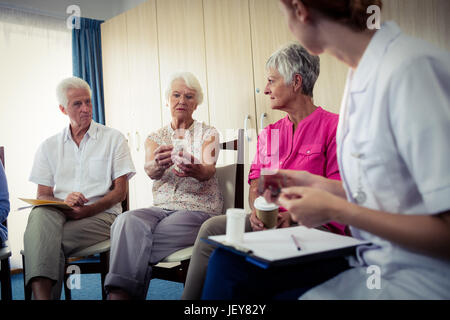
left=63, top=192, right=92, bottom=220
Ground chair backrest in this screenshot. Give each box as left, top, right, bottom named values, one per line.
left=0, top=146, right=4, bottom=168
left=0, top=147, right=6, bottom=229
left=216, top=129, right=244, bottom=212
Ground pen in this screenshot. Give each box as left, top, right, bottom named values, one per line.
left=291, top=234, right=302, bottom=251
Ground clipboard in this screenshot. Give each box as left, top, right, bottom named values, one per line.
left=204, top=226, right=372, bottom=269
left=18, top=198, right=72, bottom=211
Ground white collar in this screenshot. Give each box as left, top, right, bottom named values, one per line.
left=351, top=21, right=402, bottom=94
left=63, top=120, right=97, bottom=143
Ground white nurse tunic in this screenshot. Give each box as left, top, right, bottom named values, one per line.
left=301, top=22, right=450, bottom=299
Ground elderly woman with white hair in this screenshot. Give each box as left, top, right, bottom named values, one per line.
left=105, top=72, right=223, bottom=300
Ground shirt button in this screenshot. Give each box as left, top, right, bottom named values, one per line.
left=306, top=150, right=311, bottom=154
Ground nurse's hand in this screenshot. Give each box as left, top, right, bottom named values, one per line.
left=278, top=186, right=347, bottom=228
left=261, top=170, right=346, bottom=202
left=259, top=169, right=326, bottom=201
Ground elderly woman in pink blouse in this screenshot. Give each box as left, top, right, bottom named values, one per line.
left=105, top=72, right=223, bottom=300
left=181, top=42, right=347, bottom=300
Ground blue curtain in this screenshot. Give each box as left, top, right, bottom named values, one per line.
left=72, top=17, right=105, bottom=124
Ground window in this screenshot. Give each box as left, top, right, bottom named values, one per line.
left=0, top=6, right=72, bottom=269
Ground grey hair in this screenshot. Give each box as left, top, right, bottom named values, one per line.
left=56, top=77, right=92, bottom=107
left=164, top=72, right=203, bottom=105
left=266, top=42, right=320, bottom=97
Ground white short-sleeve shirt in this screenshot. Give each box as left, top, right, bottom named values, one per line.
left=301, top=22, right=450, bottom=299
left=29, top=121, right=136, bottom=215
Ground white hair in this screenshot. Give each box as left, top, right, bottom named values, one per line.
left=266, top=42, right=320, bottom=97
left=56, top=77, right=92, bottom=107
left=164, top=72, right=203, bottom=105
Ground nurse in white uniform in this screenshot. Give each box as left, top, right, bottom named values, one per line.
left=273, top=0, right=450, bottom=299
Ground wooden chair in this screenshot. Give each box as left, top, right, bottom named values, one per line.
left=0, top=146, right=12, bottom=300
left=22, top=188, right=129, bottom=300
left=150, top=129, right=245, bottom=284
left=0, top=239, right=11, bottom=301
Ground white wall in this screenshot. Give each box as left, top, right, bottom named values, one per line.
left=0, top=7, right=73, bottom=270
left=0, top=0, right=147, bottom=20
left=0, top=0, right=148, bottom=271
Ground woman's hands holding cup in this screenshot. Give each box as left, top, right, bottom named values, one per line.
left=172, top=150, right=210, bottom=181
left=249, top=210, right=265, bottom=231
left=249, top=209, right=292, bottom=231
left=153, top=145, right=174, bottom=169
left=150, top=141, right=213, bottom=182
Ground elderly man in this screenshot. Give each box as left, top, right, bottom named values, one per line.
left=23, top=77, right=135, bottom=300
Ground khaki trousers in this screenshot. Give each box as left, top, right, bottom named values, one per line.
left=23, top=206, right=116, bottom=299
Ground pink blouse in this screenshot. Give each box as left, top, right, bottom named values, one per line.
left=249, top=107, right=348, bottom=235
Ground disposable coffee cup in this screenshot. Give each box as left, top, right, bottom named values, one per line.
left=253, top=196, right=279, bottom=229
left=226, top=208, right=246, bottom=244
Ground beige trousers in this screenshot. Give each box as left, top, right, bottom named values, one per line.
left=23, top=206, right=116, bottom=299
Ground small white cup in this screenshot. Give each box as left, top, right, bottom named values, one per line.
left=172, top=138, right=187, bottom=152
left=172, top=138, right=188, bottom=172
left=225, top=208, right=246, bottom=244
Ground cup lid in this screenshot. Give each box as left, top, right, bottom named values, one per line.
left=253, top=196, right=279, bottom=211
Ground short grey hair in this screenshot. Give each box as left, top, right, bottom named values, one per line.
left=164, top=72, right=203, bottom=105
left=56, top=77, right=92, bottom=107
left=266, top=42, right=320, bottom=97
